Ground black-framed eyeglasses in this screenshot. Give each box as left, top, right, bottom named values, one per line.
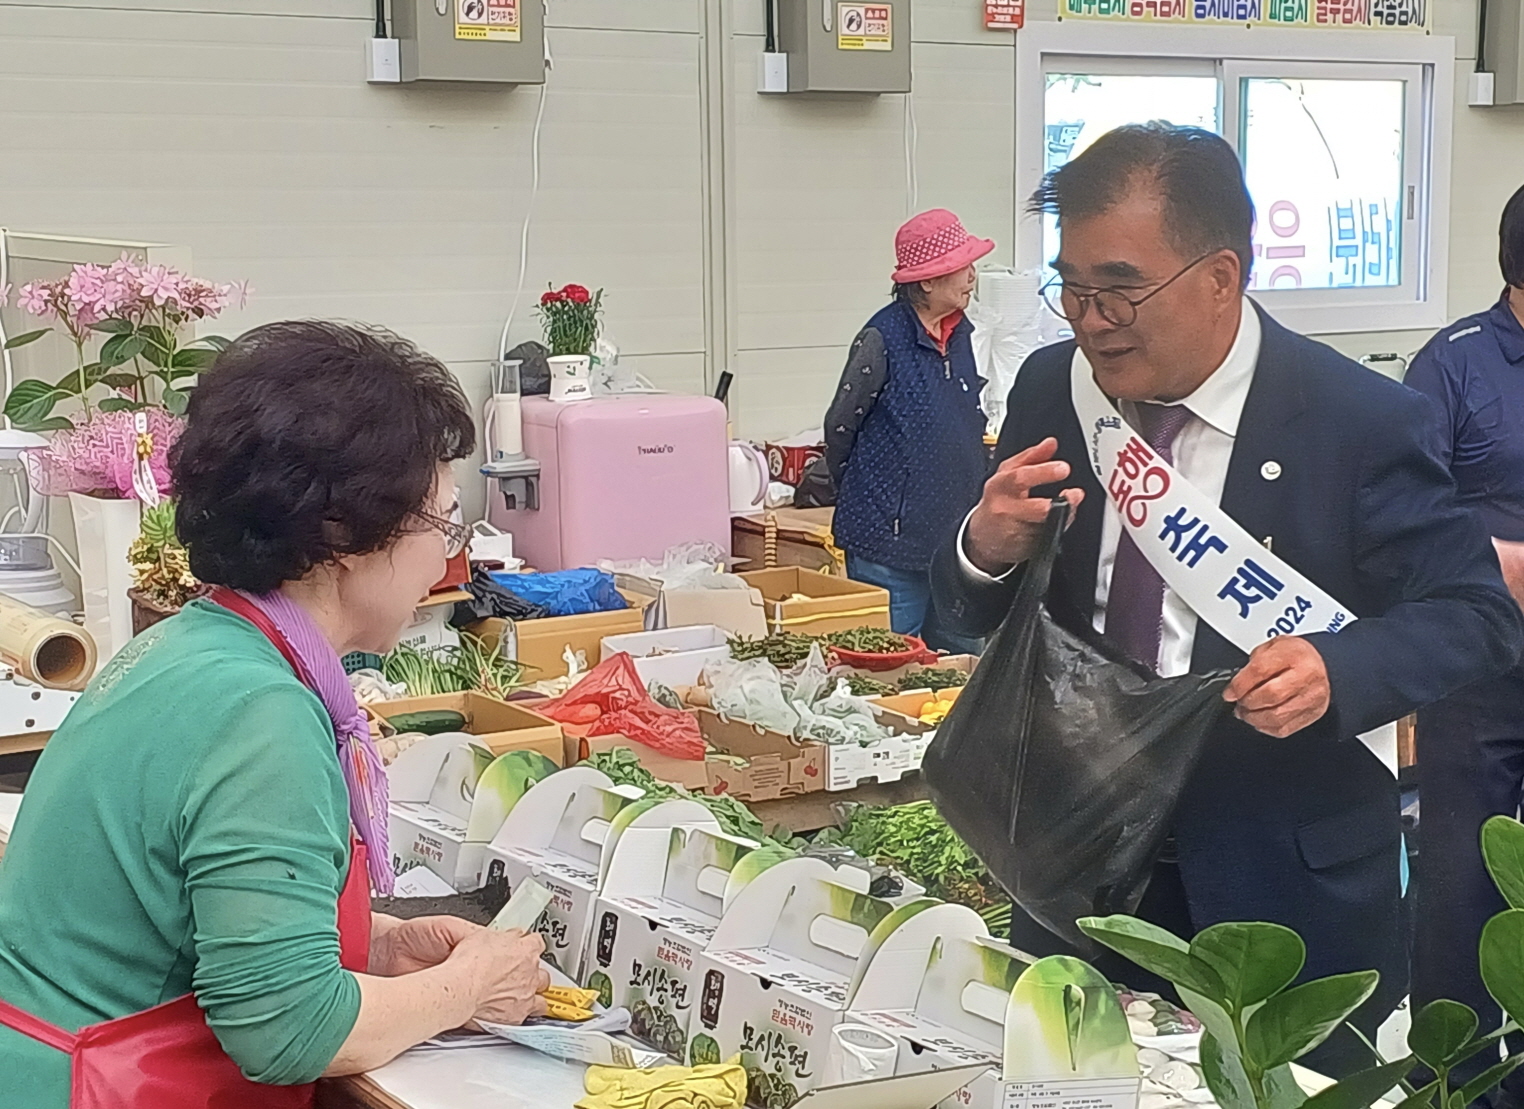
left=1039, top=253, right=1216, bottom=328
left=414, top=508, right=471, bottom=559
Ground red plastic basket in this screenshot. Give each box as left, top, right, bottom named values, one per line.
left=830, top=636, right=940, bottom=672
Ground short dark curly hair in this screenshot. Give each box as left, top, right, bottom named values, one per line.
left=171, top=320, right=476, bottom=594
left=1028, top=122, right=1255, bottom=289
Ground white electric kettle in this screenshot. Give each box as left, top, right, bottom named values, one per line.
left=728, top=441, right=771, bottom=515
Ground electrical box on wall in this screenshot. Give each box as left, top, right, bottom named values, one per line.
left=775, top=0, right=910, bottom=94
left=1483, top=0, right=1524, bottom=105
left=392, top=0, right=545, bottom=84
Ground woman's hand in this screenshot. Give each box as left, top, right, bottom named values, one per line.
left=371, top=914, right=480, bottom=978
left=447, top=927, right=551, bottom=1027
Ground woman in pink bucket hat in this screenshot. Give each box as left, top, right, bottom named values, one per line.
left=822, top=209, right=995, bottom=653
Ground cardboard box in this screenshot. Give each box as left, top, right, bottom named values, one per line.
left=739, top=568, right=890, bottom=637
left=371, top=691, right=564, bottom=761
left=690, top=858, right=943, bottom=1105
left=588, top=824, right=789, bottom=1059
left=601, top=625, right=732, bottom=689
left=613, top=572, right=769, bottom=639
left=867, top=688, right=963, bottom=734
left=385, top=734, right=561, bottom=888
left=469, top=588, right=655, bottom=680
left=699, top=709, right=826, bottom=802
left=480, top=767, right=716, bottom=982
left=823, top=731, right=935, bottom=793
left=850, top=909, right=1141, bottom=1109
left=564, top=731, right=712, bottom=793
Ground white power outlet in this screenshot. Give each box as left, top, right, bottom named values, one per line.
left=367, top=37, right=402, bottom=84
left=1469, top=71, right=1496, bottom=107
left=758, top=51, right=789, bottom=94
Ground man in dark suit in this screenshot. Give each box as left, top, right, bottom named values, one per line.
left=932, top=123, right=1524, bottom=1069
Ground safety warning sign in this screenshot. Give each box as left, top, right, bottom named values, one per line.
left=984, top=0, right=1025, bottom=26
left=456, top=0, right=520, bottom=41
left=837, top=3, right=893, bottom=49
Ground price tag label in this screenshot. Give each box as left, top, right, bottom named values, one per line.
left=1002, top=1077, right=1141, bottom=1109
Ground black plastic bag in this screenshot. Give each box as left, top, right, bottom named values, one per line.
left=450, top=567, right=550, bottom=627
left=922, top=500, right=1230, bottom=949
left=504, top=341, right=552, bottom=396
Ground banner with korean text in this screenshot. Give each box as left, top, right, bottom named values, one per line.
left=1059, top=0, right=1426, bottom=31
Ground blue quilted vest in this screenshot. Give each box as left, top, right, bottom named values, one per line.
left=833, top=299, right=988, bottom=572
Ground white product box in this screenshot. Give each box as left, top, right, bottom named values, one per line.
left=397, top=601, right=460, bottom=653
left=600, top=625, right=731, bottom=689
left=586, top=823, right=792, bottom=1060
left=689, top=857, right=941, bottom=1105
left=824, top=732, right=935, bottom=792
left=385, top=735, right=560, bottom=889
left=480, top=767, right=714, bottom=982
left=850, top=908, right=1139, bottom=1109
left=823, top=697, right=942, bottom=793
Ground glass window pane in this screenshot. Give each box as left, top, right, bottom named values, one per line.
left=1241, top=77, right=1406, bottom=291
left=1042, top=74, right=1220, bottom=277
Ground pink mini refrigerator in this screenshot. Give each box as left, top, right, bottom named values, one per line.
left=491, top=394, right=732, bottom=571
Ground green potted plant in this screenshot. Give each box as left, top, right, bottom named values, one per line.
left=125, top=500, right=203, bottom=634
left=1077, top=814, right=1524, bottom=1109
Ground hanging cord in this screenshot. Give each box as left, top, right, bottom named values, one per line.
left=903, top=94, right=919, bottom=216
left=1477, top=0, right=1489, bottom=72
left=374, top=0, right=387, bottom=38
left=496, top=0, right=552, bottom=366
left=487, top=2, right=551, bottom=517
left=764, top=0, right=778, bottom=53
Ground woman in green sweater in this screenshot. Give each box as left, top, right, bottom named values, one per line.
left=0, top=321, right=548, bottom=1106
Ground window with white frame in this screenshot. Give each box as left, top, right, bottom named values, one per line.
left=1017, top=25, right=1453, bottom=334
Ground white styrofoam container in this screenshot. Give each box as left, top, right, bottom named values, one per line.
left=601, top=625, right=730, bottom=689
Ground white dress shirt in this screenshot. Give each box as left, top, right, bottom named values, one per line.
left=959, top=299, right=1263, bottom=678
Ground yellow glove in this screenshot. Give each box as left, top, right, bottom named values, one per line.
left=577, top=1061, right=747, bottom=1109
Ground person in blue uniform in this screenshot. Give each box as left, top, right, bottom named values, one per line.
left=1405, top=182, right=1524, bottom=1108
left=824, top=209, right=993, bottom=654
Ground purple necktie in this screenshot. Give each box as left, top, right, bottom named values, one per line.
left=1105, top=403, right=1192, bottom=672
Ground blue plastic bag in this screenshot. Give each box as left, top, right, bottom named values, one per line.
left=489, top=568, right=629, bottom=618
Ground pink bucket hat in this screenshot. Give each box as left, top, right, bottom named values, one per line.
left=892, top=209, right=995, bottom=284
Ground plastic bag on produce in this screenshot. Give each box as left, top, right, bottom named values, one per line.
left=781, top=643, right=833, bottom=708
left=922, top=501, right=1230, bottom=949
left=600, top=542, right=731, bottom=590
left=793, top=681, right=889, bottom=746
left=491, top=568, right=628, bottom=618
left=538, top=653, right=705, bottom=760
left=701, top=656, right=799, bottom=736
left=350, top=668, right=407, bottom=704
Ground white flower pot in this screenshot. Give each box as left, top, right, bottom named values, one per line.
left=68, top=492, right=142, bottom=662
left=548, top=354, right=593, bottom=403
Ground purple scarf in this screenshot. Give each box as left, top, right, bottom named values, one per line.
left=238, top=589, right=394, bottom=895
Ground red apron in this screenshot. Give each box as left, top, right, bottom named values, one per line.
left=0, top=588, right=374, bottom=1109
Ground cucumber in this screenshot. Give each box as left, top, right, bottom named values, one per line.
left=386, top=709, right=468, bottom=736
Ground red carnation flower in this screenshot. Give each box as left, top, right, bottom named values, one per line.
left=563, top=284, right=591, bottom=304
left=540, top=290, right=563, bottom=305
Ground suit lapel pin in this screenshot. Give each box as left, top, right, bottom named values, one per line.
left=1260, top=460, right=1283, bottom=481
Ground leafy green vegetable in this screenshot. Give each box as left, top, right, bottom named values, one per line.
left=382, top=634, right=530, bottom=699
left=844, top=674, right=897, bottom=698
left=815, top=800, right=1011, bottom=920
left=823, top=627, right=909, bottom=654
left=897, top=667, right=970, bottom=693
left=726, top=632, right=819, bottom=668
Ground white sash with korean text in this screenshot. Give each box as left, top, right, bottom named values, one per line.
left=1070, top=353, right=1357, bottom=655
